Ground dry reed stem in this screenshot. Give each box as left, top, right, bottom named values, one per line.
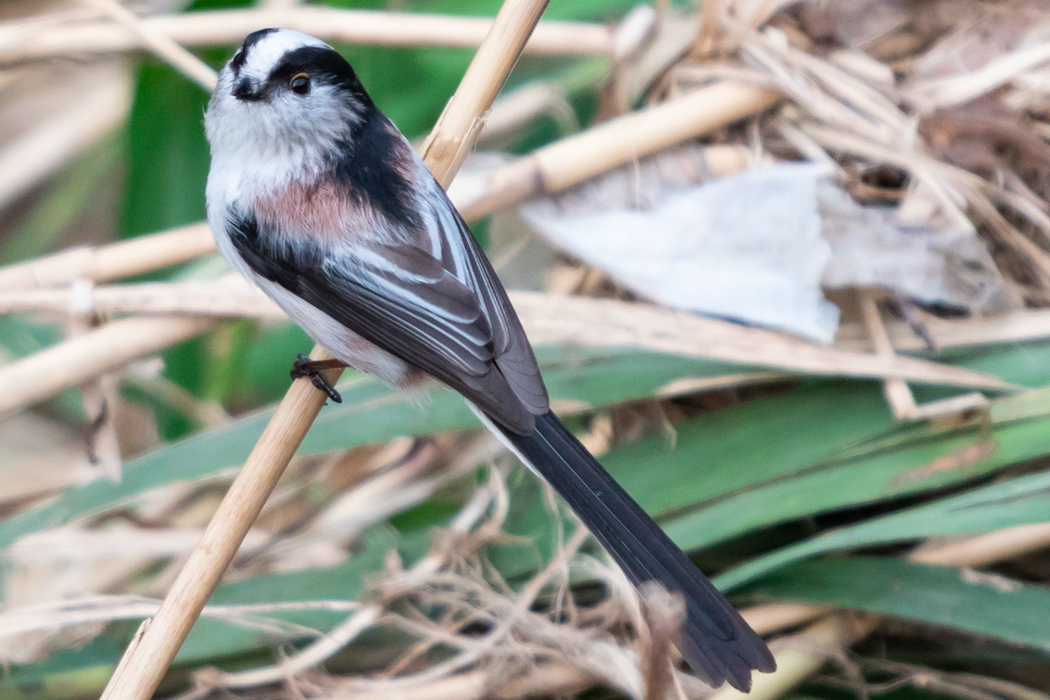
left=911, top=522, right=1050, bottom=567
left=0, top=315, right=215, bottom=415
left=461, top=80, right=782, bottom=220
left=86, top=0, right=217, bottom=91
left=0, top=285, right=1010, bottom=415
left=638, top=582, right=687, bottom=700
left=69, top=313, right=122, bottom=482
left=510, top=292, right=1008, bottom=391
left=713, top=522, right=1050, bottom=700
left=905, top=40, right=1050, bottom=113
left=859, top=292, right=987, bottom=421
left=0, top=593, right=359, bottom=639
left=742, top=603, right=826, bottom=636
left=98, top=2, right=550, bottom=699
left=0, top=222, right=212, bottom=291
left=710, top=614, right=880, bottom=700
left=420, top=0, right=546, bottom=184
left=16, top=278, right=1050, bottom=358
left=836, top=308, right=1050, bottom=354
left=860, top=292, right=916, bottom=420
left=0, top=279, right=278, bottom=317
left=0, top=7, right=611, bottom=63
left=301, top=663, right=601, bottom=700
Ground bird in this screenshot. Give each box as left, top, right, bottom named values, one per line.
left=204, top=28, right=775, bottom=690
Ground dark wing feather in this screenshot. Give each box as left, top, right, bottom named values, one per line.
left=439, top=203, right=550, bottom=416
left=227, top=192, right=548, bottom=433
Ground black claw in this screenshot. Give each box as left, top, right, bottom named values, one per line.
left=289, top=353, right=343, bottom=403
left=308, top=374, right=342, bottom=403
left=289, top=353, right=312, bottom=379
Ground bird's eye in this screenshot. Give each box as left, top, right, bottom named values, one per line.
left=290, top=73, right=310, bottom=95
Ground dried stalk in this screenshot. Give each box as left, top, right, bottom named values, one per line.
left=316, top=662, right=599, bottom=700
left=0, top=278, right=283, bottom=318
left=98, top=2, right=551, bottom=699
left=0, top=222, right=212, bottom=292
left=0, top=316, right=216, bottom=416
left=0, top=81, right=773, bottom=295
left=69, top=313, right=122, bottom=482
left=510, top=293, right=1008, bottom=391
left=742, top=603, right=826, bottom=636
left=86, top=0, right=216, bottom=91
left=638, top=582, right=687, bottom=700
left=709, top=614, right=880, bottom=700
left=200, top=479, right=510, bottom=691
left=0, top=593, right=358, bottom=639
left=0, top=7, right=610, bottom=64
left=461, top=80, right=782, bottom=219
left=0, top=285, right=1010, bottom=415
left=420, top=1, right=547, bottom=184
left=860, top=292, right=987, bottom=421
left=836, top=308, right=1050, bottom=354
left=13, top=279, right=1050, bottom=359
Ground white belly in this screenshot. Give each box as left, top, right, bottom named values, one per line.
left=254, top=274, right=415, bottom=387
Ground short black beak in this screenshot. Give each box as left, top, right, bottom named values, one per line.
left=233, top=77, right=263, bottom=102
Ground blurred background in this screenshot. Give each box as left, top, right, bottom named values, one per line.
left=4, top=0, right=1050, bottom=698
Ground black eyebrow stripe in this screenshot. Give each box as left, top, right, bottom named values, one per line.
left=243, top=28, right=278, bottom=52
left=267, top=46, right=360, bottom=89
left=231, top=28, right=278, bottom=74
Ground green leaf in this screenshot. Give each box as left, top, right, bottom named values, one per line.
left=0, top=637, right=123, bottom=700
left=715, top=468, right=1050, bottom=590
left=655, top=382, right=1050, bottom=555
left=737, top=557, right=1050, bottom=653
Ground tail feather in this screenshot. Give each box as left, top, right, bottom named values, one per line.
left=494, top=409, right=776, bottom=691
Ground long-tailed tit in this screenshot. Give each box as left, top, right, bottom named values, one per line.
left=205, top=28, right=774, bottom=690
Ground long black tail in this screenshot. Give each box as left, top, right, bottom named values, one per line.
left=497, top=410, right=776, bottom=691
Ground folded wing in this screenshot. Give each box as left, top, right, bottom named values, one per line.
left=226, top=181, right=548, bottom=434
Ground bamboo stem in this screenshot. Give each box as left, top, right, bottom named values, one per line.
left=98, top=2, right=550, bottom=699
left=0, top=7, right=609, bottom=63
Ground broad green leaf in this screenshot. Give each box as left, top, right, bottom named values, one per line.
left=737, top=557, right=1050, bottom=653
left=606, top=382, right=895, bottom=519
left=715, top=469, right=1050, bottom=590
left=653, top=380, right=1050, bottom=554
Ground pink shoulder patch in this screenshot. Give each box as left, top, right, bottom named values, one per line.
left=254, top=179, right=370, bottom=242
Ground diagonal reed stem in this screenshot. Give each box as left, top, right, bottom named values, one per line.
left=98, top=2, right=549, bottom=698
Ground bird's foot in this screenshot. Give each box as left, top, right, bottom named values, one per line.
left=290, top=353, right=345, bottom=403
